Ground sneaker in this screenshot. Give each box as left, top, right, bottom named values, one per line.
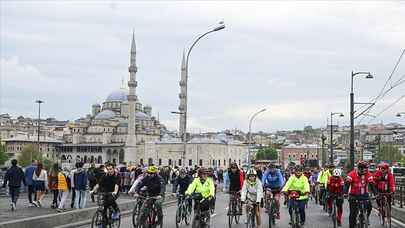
left=10, top=203, right=14, bottom=211
left=37, top=201, right=42, bottom=208
left=32, top=201, right=39, bottom=207
left=276, top=213, right=280, bottom=219
left=112, top=212, right=120, bottom=220
left=337, top=221, right=342, bottom=227
left=300, top=222, right=305, bottom=226
left=28, top=203, right=36, bottom=207
left=56, top=208, right=64, bottom=213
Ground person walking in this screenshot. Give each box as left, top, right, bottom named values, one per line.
left=73, top=162, right=88, bottom=209
left=56, top=168, right=69, bottom=212
left=2, top=159, right=26, bottom=211
left=48, top=163, right=59, bottom=209
left=32, top=162, right=47, bottom=207
left=24, top=160, right=37, bottom=207
left=87, top=163, right=97, bottom=202
left=69, top=162, right=78, bottom=208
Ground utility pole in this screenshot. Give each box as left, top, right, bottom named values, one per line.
left=35, top=100, right=44, bottom=162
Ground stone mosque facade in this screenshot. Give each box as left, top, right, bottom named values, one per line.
left=58, top=34, right=247, bottom=168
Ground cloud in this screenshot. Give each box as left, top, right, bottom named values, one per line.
left=1, top=1, right=404, bottom=132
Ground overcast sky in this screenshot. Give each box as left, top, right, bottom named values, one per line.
left=1, top=1, right=404, bottom=133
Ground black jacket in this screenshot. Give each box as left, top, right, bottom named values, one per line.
left=136, top=174, right=165, bottom=197
left=3, top=166, right=25, bottom=188
left=173, top=175, right=192, bottom=195
left=228, top=169, right=242, bottom=192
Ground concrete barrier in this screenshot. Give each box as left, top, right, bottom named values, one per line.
left=0, top=195, right=176, bottom=228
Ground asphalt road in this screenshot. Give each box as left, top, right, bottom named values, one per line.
left=79, top=192, right=405, bottom=228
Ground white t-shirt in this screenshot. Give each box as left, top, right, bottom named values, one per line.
left=33, top=169, right=48, bottom=181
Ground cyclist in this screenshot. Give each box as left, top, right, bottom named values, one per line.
left=241, top=168, right=263, bottom=227
left=90, top=163, right=120, bottom=221
left=309, top=168, right=319, bottom=200
left=172, top=168, right=193, bottom=211
left=327, top=169, right=345, bottom=226
left=207, top=167, right=218, bottom=212
left=345, top=160, right=376, bottom=228
left=262, top=163, right=284, bottom=219
left=185, top=167, right=215, bottom=214
left=374, top=162, right=395, bottom=212
left=228, top=162, right=244, bottom=214
left=317, top=164, right=333, bottom=206
left=135, top=165, right=165, bottom=226
left=281, top=165, right=310, bottom=227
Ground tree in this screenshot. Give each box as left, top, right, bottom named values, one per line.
left=256, top=147, right=278, bottom=160
left=17, top=144, right=42, bottom=167
left=0, top=143, right=8, bottom=165
left=376, top=144, right=402, bottom=163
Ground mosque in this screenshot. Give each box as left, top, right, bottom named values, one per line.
left=58, top=33, right=247, bottom=168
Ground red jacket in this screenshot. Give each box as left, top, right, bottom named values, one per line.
left=327, top=176, right=344, bottom=194
left=373, top=170, right=395, bottom=193
left=345, top=170, right=374, bottom=196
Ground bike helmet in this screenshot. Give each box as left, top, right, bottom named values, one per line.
left=357, top=160, right=369, bottom=169
left=332, top=168, right=342, bottom=177
left=246, top=168, right=257, bottom=176
left=147, top=165, right=158, bottom=174
left=268, top=163, right=276, bottom=169
left=378, top=162, right=389, bottom=170
left=294, top=165, right=304, bottom=173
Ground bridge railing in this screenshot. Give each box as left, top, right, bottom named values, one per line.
left=393, top=176, right=405, bottom=208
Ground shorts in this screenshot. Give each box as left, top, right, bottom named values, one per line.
left=34, top=180, right=45, bottom=192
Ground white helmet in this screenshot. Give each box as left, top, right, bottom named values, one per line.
left=332, top=168, right=342, bottom=177
left=246, top=168, right=257, bottom=176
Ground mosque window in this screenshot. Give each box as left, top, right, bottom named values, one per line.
left=168, top=159, right=172, bottom=166
left=199, top=159, right=203, bottom=166
left=158, top=159, right=162, bottom=166
left=189, top=159, right=192, bottom=166
left=178, top=159, right=182, bottom=166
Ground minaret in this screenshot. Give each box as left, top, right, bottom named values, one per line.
left=125, top=32, right=138, bottom=164
left=178, top=51, right=186, bottom=138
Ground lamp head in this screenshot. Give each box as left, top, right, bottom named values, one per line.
left=339, top=113, right=344, bottom=117
left=366, top=73, right=373, bottom=79
left=397, top=113, right=402, bottom=117
left=213, top=21, right=226, bottom=31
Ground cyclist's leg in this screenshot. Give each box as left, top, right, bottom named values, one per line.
left=337, top=198, right=343, bottom=224
left=156, top=199, right=163, bottom=224
left=349, top=200, right=358, bottom=228
left=274, top=191, right=281, bottom=218
left=255, top=204, right=261, bottom=226
left=327, top=193, right=332, bottom=212
left=287, top=199, right=293, bottom=217
left=366, top=199, right=372, bottom=219
left=297, top=200, right=306, bottom=224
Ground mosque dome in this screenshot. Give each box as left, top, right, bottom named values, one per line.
left=94, top=110, right=117, bottom=120
left=136, top=111, right=150, bottom=120
left=105, top=88, right=128, bottom=102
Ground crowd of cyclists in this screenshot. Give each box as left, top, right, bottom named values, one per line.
left=1, top=158, right=397, bottom=228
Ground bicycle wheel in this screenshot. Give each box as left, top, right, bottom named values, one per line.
left=184, top=204, right=191, bottom=225
left=91, top=210, right=104, bottom=228
left=192, top=216, right=200, bottom=228
left=228, top=200, right=234, bottom=228
left=132, top=203, right=140, bottom=228
left=176, top=206, right=182, bottom=228
left=387, top=202, right=391, bottom=228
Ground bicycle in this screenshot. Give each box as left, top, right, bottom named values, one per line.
left=287, top=191, right=301, bottom=228
left=227, top=191, right=241, bottom=228
left=91, top=192, right=121, bottom=228
left=329, top=193, right=343, bottom=228
left=190, top=193, right=211, bottom=228
left=132, top=193, right=146, bottom=228
left=264, top=188, right=279, bottom=228
left=350, top=196, right=375, bottom=228
left=311, top=183, right=319, bottom=204
left=244, top=198, right=258, bottom=228
left=319, top=185, right=327, bottom=212
left=175, top=193, right=192, bottom=228
left=377, top=193, right=392, bottom=228
left=135, top=195, right=163, bottom=228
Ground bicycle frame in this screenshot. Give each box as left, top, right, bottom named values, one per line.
left=378, top=193, right=392, bottom=228
left=192, top=194, right=210, bottom=228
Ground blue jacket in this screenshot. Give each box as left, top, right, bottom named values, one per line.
left=262, top=169, right=284, bottom=189
left=4, top=166, right=26, bottom=187
left=25, top=165, right=36, bottom=186
left=74, top=168, right=88, bottom=191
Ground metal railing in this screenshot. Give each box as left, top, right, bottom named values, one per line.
left=393, top=176, right=405, bottom=208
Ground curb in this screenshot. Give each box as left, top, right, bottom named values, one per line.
left=0, top=196, right=176, bottom=228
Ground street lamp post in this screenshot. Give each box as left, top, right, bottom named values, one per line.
left=35, top=100, right=44, bottom=162
left=248, top=108, right=266, bottom=165
left=330, top=112, right=344, bottom=164
left=350, top=71, right=373, bottom=169
left=182, top=22, right=225, bottom=167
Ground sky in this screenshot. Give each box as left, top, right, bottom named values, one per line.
left=1, top=1, right=404, bottom=133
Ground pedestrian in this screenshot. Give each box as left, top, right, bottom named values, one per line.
left=87, top=163, right=97, bottom=202
left=48, top=163, right=59, bottom=209
left=69, top=162, right=79, bottom=208
left=2, top=159, right=26, bottom=211
left=32, top=162, right=47, bottom=207
left=24, top=160, right=37, bottom=206
left=73, top=162, right=88, bottom=209
left=56, top=168, right=69, bottom=212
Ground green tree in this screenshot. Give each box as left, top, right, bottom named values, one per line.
left=0, top=143, right=8, bottom=165
left=256, top=147, right=278, bottom=160
left=17, top=144, right=42, bottom=167
left=376, top=144, right=402, bottom=163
